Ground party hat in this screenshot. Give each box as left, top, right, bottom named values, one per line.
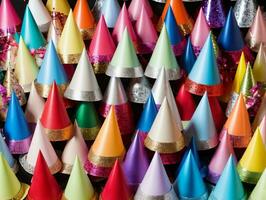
left=135, top=152, right=178, bottom=199
left=237, top=128, right=266, bottom=184
left=157, top=0, right=193, bottom=35
left=4, top=91, right=32, bottom=154
left=151, top=68, right=183, bottom=131
left=209, top=156, right=246, bottom=200
left=57, top=10, right=85, bottom=64
left=0, top=135, right=18, bottom=173
left=35, top=40, right=68, bottom=98
left=99, top=77, right=134, bottom=135
left=134, top=6, right=157, bottom=54
left=208, top=96, right=226, bottom=132
left=173, top=150, right=208, bottom=200
left=181, top=37, right=196, bottom=74
left=207, top=132, right=236, bottom=183
left=175, top=83, right=196, bottom=121
left=259, top=116, right=266, bottom=147
left=202, top=0, right=226, bottom=28
left=249, top=169, right=266, bottom=200
left=63, top=157, right=96, bottom=200
left=107, top=28, right=142, bottom=78
left=46, top=0, right=70, bottom=16
left=73, top=0, right=95, bottom=40
left=185, top=33, right=222, bottom=96
left=185, top=92, right=218, bottom=150
left=222, top=94, right=252, bottom=148
left=20, top=6, right=46, bottom=50
left=47, top=17, right=61, bottom=48
left=40, top=82, right=73, bottom=141
left=84, top=106, right=125, bottom=178
left=19, top=120, right=62, bottom=174
left=128, top=0, right=153, bottom=21
left=218, top=8, right=244, bottom=51
left=28, top=0, right=52, bottom=32
left=145, top=24, right=181, bottom=80
left=123, top=133, right=149, bottom=192
left=88, top=15, right=116, bottom=74
left=64, top=48, right=102, bottom=101
left=239, top=62, right=256, bottom=97
left=0, top=153, right=29, bottom=200
left=75, top=102, right=100, bottom=141
left=234, top=0, right=258, bottom=28
left=0, top=0, right=21, bottom=36
left=100, top=160, right=131, bottom=200
left=253, top=44, right=266, bottom=83
left=15, top=37, right=39, bottom=92
left=61, top=122, right=89, bottom=174
left=112, top=3, right=137, bottom=45
left=27, top=151, right=62, bottom=200
left=253, top=93, right=266, bottom=131
left=100, top=0, right=120, bottom=28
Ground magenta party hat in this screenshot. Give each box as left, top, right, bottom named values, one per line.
left=128, top=0, right=153, bottom=21
left=134, top=152, right=178, bottom=200
left=123, top=133, right=149, bottom=192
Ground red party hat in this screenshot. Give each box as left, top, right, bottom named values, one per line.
left=208, top=97, right=226, bottom=132
left=40, top=82, right=73, bottom=141
left=27, top=151, right=62, bottom=200
left=100, top=160, right=131, bottom=200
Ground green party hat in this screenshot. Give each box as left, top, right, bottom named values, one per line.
left=106, top=28, right=143, bottom=78
left=63, top=157, right=95, bottom=200
left=145, top=23, right=180, bottom=80
left=249, top=169, right=266, bottom=200
left=239, top=62, right=256, bottom=97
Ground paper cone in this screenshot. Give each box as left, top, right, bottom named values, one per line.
left=107, top=28, right=143, bottom=78
left=239, top=62, right=256, bottom=97
left=209, top=156, right=246, bottom=200
left=253, top=44, right=266, bottom=83
left=185, top=33, right=222, bottom=96
left=64, top=48, right=102, bottom=101
left=28, top=0, right=52, bottom=32
left=101, top=0, right=120, bottom=28
left=61, top=122, right=89, bottom=174
left=135, top=152, right=177, bottom=199
left=63, top=157, right=96, bottom=200
left=185, top=92, right=218, bottom=150
left=128, top=0, right=153, bottom=21
left=253, top=93, right=266, bottom=131
left=259, top=116, right=266, bottom=147
left=112, top=3, right=137, bottom=45
left=88, top=15, right=116, bottom=74
left=40, top=82, right=73, bottom=141
left=84, top=106, right=125, bottom=178
left=4, top=91, right=32, bottom=154
left=19, top=120, right=62, bottom=174
left=57, top=10, right=85, bottom=64
left=145, top=24, right=181, bottom=80
left=35, top=41, right=68, bottom=98
left=0, top=154, right=29, bottom=200
left=27, top=151, right=62, bottom=200
left=47, top=18, right=61, bottom=48
left=181, top=37, right=196, bottom=74
left=173, top=150, right=208, bottom=200
left=46, top=0, right=70, bottom=16
left=15, top=37, right=39, bottom=92
left=249, top=169, right=266, bottom=200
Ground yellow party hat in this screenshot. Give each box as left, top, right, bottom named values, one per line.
left=46, top=0, right=70, bottom=16
left=57, top=10, right=85, bottom=64
left=232, top=52, right=247, bottom=94
left=237, top=128, right=266, bottom=184
left=253, top=44, right=266, bottom=83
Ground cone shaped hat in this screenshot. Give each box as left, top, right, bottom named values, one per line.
left=101, top=0, right=120, bottom=28
left=65, top=48, right=102, bottom=101
left=15, top=37, right=39, bottom=92
left=182, top=37, right=196, bottom=74
left=249, top=169, right=266, bottom=200
left=145, top=24, right=181, bottom=80
left=57, top=10, right=85, bottom=64
left=47, top=18, right=61, bottom=48
left=259, top=116, right=266, bottom=147
left=253, top=44, right=266, bottom=82
left=0, top=153, right=29, bottom=200
left=239, top=62, right=256, bottom=97
left=107, top=28, right=142, bottom=78
left=27, top=151, right=62, bottom=200
left=46, top=0, right=70, bottom=16
left=63, top=157, right=95, bottom=200
left=19, top=120, right=62, bottom=174
left=128, top=0, right=153, bottom=21
left=40, top=82, right=73, bottom=141
left=253, top=93, right=266, bottom=131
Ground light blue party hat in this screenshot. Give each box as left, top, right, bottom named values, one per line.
left=0, top=135, right=17, bottom=172
left=101, top=0, right=120, bottom=28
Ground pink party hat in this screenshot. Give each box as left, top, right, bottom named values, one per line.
left=135, top=6, right=157, bottom=54
left=207, top=132, right=236, bottom=184
left=61, top=121, right=88, bottom=174
left=19, top=120, right=62, bottom=175
left=128, top=0, right=153, bottom=21
left=112, top=3, right=137, bottom=45
left=259, top=116, right=266, bottom=147
left=0, top=0, right=21, bottom=36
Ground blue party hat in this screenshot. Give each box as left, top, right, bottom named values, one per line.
left=209, top=156, right=246, bottom=200
left=4, top=91, right=32, bottom=154
left=35, top=40, right=68, bottom=98
left=182, top=37, right=196, bottom=74
left=217, top=8, right=244, bottom=51
left=174, top=150, right=208, bottom=200
left=0, top=135, right=17, bottom=172
left=185, top=92, right=218, bottom=150
left=136, top=93, right=158, bottom=134
left=20, top=5, right=46, bottom=50
left=101, top=0, right=121, bottom=28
